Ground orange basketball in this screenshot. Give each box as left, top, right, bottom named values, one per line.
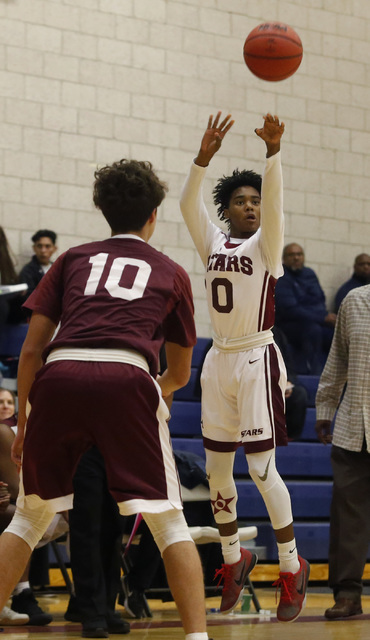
left=243, top=22, right=303, bottom=82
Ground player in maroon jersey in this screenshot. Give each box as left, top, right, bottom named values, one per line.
left=0, top=159, right=210, bottom=640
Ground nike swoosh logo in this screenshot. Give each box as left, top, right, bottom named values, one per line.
left=235, top=560, right=246, bottom=586
left=249, top=358, right=259, bottom=364
left=229, top=540, right=238, bottom=545
left=289, top=547, right=296, bottom=554
left=257, top=454, right=272, bottom=482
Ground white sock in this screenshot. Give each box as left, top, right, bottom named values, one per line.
left=220, top=533, right=241, bottom=565
left=13, top=581, right=30, bottom=596
left=277, top=539, right=300, bottom=574
left=185, top=634, right=208, bottom=640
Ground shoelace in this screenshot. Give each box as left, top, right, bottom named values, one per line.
left=214, top=564, right=233, bottom=590
left=272, top=573, right=295, bottom=603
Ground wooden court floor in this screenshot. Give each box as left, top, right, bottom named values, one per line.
left=1, top=589, right=370, bottom=640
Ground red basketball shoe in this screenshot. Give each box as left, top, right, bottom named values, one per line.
left=273, top=556, right=310, bottom=622
left=215, top=547, right=258, bottom=614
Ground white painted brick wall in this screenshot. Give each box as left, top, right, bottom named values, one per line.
left=0, top=0, right=369, bottom=335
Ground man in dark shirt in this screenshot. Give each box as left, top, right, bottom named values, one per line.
left=19, top=230, right=57, bottom=299
left=275, top=243, right=336, bottom=374
left=0, top=159, right=210, bottom=640
left=334, top=253, right=370, bottom=312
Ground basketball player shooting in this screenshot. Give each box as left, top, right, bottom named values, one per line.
left=180, top=111, right=310, bottom=623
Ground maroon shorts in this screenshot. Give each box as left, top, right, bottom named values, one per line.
left=22, top=360, right=182, bottom=514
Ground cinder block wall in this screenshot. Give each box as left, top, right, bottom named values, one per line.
left=1, top=0, right=369, bottom=335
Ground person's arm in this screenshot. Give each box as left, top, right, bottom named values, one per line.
left=180, top=112, right=234, bottom=265
left=256, top=114, right=285, bottom=276
left=315, top=301, right=349, bottom=444
left=12, top=312, right=57, bottom=466
left=157, top=342, right=193, bottom=399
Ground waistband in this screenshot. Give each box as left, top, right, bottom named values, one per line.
left=212, top=329, right=274, bottom=353
left=46, top=347, right=149, bottom=373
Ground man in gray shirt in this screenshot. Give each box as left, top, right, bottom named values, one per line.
left=315, top=285, right=370, bottom=620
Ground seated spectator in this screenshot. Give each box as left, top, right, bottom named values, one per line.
left=274, top=243, right=336, bottom=375
left=0, top=388, right=52, bottom=626
left=334, top=253, right=370, bottom=312
left=272, top=328, right=308, bottom=440
left=0, top=227, right=26, bottom=329
left=19, top=230, right=57, bottom=316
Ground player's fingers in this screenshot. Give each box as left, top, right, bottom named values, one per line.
left=212, top=111, right=222, bottom=128
left=207, top=115, right=213, bottom=129
left=219, top=113, right=232, bottom=129
left=222, top=119, right=235, bottom=135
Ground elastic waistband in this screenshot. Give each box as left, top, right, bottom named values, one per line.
left=46, top=348, right=149, bottom=373
left=212, top=329, right=274, bottom=353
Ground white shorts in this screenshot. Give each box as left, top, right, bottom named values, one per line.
left=200, top=343, right=288, bottom=454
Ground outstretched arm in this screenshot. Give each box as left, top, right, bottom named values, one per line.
left=255, top=113, right=285, bottom=157
left=194, top=112, right=234, bottom=167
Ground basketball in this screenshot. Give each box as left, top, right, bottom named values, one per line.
left=243, top=22, right=303, bottom=82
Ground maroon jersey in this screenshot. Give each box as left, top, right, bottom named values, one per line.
left=24, top=235, right=196, bottom=376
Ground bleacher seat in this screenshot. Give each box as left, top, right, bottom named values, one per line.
left=0, top=323, right=28, bottom=357
left=296, top=374, right=320, bottom=407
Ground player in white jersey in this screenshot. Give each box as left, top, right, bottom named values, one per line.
left=180, top=112, right=309, bottom=623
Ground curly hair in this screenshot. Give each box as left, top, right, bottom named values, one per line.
left=93, top=159, right=168, bottom=233
left=212, top=169, right=262, bottom=227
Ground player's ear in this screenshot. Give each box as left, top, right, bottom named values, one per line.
left=223, top=208, right=229, bottom=220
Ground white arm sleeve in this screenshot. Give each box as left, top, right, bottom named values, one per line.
left=180, top=161, right=217, bottom=267
left=259, top=152, right=284, bottom=278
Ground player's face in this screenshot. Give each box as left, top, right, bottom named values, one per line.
left=0, top=390, right=15, bottom=421
left=224, top=186, right=261, bottom=238
left=33, top=237, right=56, bottom=265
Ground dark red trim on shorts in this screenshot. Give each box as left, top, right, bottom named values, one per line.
left=203, top=436, right=241, bottom=452
left=266, top=344, right=288, bottom=447
left=242, top=437, right=274, bottom=454
left=258, top=271, right=269, bottom=331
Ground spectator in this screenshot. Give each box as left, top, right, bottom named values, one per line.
left=274, top=243, right=336, bottom=375
left=0, top=227, right=26, bottom=329
left=0, top=388, right=52, bottom=626
left=315, top=285, right=370, bottom=620
left=334, top=253, right=370, bottom=312
left=19, top=230, right=57, bottom=302
left=272, top=328, right=308, bottom=441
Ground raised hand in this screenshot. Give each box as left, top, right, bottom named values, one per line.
left=195, top=112, right=234, bottom=167
left=255, top=113, right=285, bottom=157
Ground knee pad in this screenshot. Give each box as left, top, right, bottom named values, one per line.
left=6, top=503, right=56, bottom=551
left=143, top=509, right=193, bottom=555
left=205, top=449, right=237, bottom=524
left=247, top=450, right=292, bottom=530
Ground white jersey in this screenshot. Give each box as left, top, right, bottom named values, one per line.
left=180, top=153, right=284, bottom=341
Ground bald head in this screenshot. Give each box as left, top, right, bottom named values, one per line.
left=283, top=243, right=305, bottom=271
left=354, top=253, right=370, bottom=281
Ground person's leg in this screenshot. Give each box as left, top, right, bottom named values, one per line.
left=285, top=385, right=308, bottom=440
left=247, top=449, right=309, bottom=622
left=0, top=500, right=56, bottom=611
left=325, top=445, right=370, bottom=619
left=0, top=533, right=32, bottom=610
left=143, top=509, right=208, bottom=638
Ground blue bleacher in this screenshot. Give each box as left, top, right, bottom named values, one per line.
left=296, top=374, right=320, bottom=407
left=0, top=323, right=28, bottom=357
